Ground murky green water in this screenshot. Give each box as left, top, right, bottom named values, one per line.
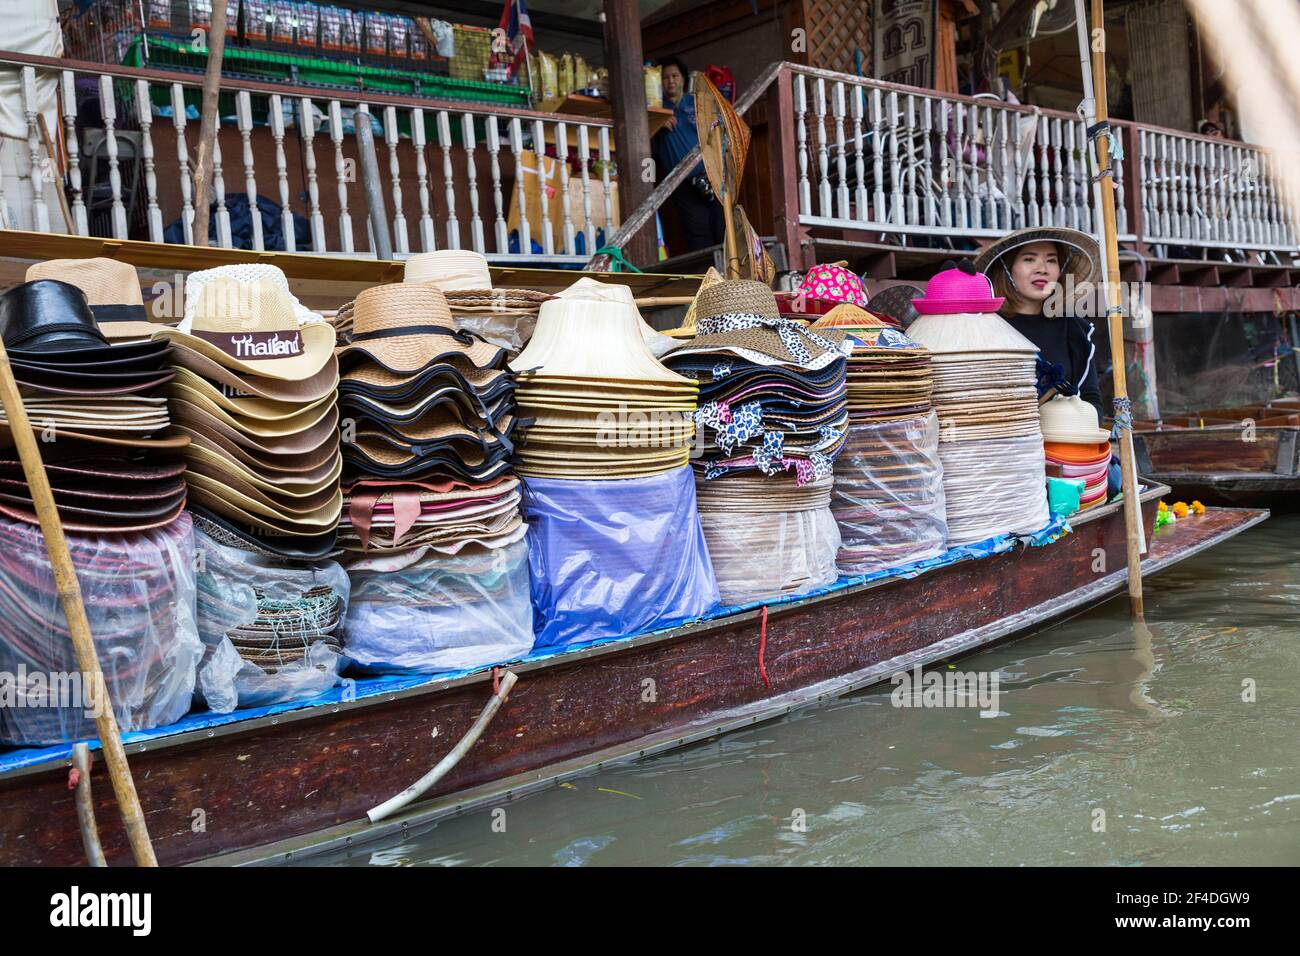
left=314, top=514, right=1300, bottom=867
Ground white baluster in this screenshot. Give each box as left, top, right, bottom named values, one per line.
left=1025, top=112, right=1039, bottom=229
left=383, top=106, right=409, bottom=254
left=211, top=135, right=232, bottom=248
left=998, top=109, right=1013, bottom=231
left=96, top=74, right=130, bottom=238
left=888, top=91, right=903, bottom=226
left=132, top=80, right=164, bottom=242
left=328, top=100, right=352, bottom=253
left=437, top=110, right=460, bottom=250
left=22, top=69, right=50, bottom=232
left=967, top=103, right=980, bottom=229
left=462, top=112, right=486, bottom=254
left=485, top=116, right=507, bottom=252
left=60, top=72, right=87, bottom=235
left=298, top=96, right=326, bottom=251
left=1051, top=117, right=1066, bottom=226
left=555, top=121, right=574, bottom=255
left=814, top=78, right=832, bottom=217
left=832, top=82, right=849, bottom=220
left=794, top=73, right=812, bottom=217
left=1038, top=115, right=1053, bottom=227
left=598, top=126, right=614, bottom=242
left=938, top=99, right=952, bottom=227
left=982, top=105, right=996, bottom=229
left=532, top=119, right=554, bottom=255
left=510, top=117, right=531, bottom=254
left=954, top=97, right=968, bottom=229
left=269, top=94, right=295, bottom=251
left=1063, top=118, right=1079, bottom=231
left=577, top=124, right=595, bottom=255
left=904, top=94, right=918, bottom=228
left=411, top=108, right=436, bottom=252
left=235, top=90, right=263, bottom=251
left=851, top=85, right=868, bottom=222
left=1175, top=136, right=1189, bottom=241
left=1139, top=130, right=1155, bottom=241
left=170, top=83, right=193, bottom=244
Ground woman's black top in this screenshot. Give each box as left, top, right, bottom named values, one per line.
left=1004, top=309, right=1104, bottom=420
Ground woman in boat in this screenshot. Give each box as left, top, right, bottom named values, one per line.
left=974, top=227, right=1104, bottom=420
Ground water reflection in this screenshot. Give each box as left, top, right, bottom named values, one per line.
left=312, top=515, right=1300, bottom=867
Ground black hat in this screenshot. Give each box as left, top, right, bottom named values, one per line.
left=0, top=280, right=110, bottom=355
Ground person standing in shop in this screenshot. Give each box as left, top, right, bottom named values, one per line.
left=651, top=57, right=725, bottom=253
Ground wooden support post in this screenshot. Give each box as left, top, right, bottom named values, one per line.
left=355, top=106, right=393, bottom=260
left=767, top=67, right=808, bottom=272
left=602, top=0, right=656, bottom=267
left=190, top=0, right=229, bottom=248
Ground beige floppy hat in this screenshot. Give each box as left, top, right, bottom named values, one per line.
left=403, top=250, right=493, bottom=290
left=552, top=276, right=678, bottom=357
left=341, top=283, right=504, bottom=373
left=510, top=279, right=692, bottom=385
left=25, top=257, right=145, bottom=311
left=155, top=277, right=335, bottom=381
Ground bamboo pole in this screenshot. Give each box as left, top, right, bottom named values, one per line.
left=1076, top=0, right=1144, bottom=617
left=0, top=343, right=157, bottom=865
left=190, top=0, right=229, bottom=248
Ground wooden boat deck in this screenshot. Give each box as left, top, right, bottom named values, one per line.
left=0, top=484, right=1269, bottom=866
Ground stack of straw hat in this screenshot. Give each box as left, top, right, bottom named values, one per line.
left=335, top=281, right=534, bottom=672
left=334, top=283, right=524, bottom=561
left=666, top=280, right=850, bottom=484
left=0, top=259, right=188, bottom=532
left=906, top=261, right=1050, bottom=545
left=153, top=264, right=342, bottom=560
left=664, top=279, right=850, bottom=604
left=1041, top=396, right=1113, bottom=511
left=511, top=277, right=698, bottom=480
left=810, top=300, right=946, bottom=574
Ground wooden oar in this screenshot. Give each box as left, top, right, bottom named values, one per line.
left=0, top=341, right=157, bottom=866
left=1076, top=0, right=1144, bottom=617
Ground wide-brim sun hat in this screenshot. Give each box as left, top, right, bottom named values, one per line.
left=511, top=279, right=691, bottom=385
left=974, top=227, right=1101, bottom=286
left=1039, top=394, right=1112, bottom=444
left=912, top=260, right=1005, bottom=314
left=155, top=276, right=335, bottom=381
left=340, top=284, right=505, bottom=374
left=180, top=263, right=321, bottom=329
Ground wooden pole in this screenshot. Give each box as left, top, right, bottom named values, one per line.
left=354, top=108, right=393, bottom=260
left=190, top=0, right=229, bottom=248
left=1078, top=0, right=1144, bottom=617
left=72, top=743, right=107, bottom=867
left=36, top=115, right=73, bottom=233
left=0, top=343, right=158, bottom=865
left=601, top=0, right=656, bottom=267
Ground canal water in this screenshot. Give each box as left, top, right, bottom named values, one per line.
left=313, top=514, right=1300, bottom=867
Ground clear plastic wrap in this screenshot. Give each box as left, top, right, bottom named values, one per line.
left=0, top=513, right=202, bottom=746
left=699, top=506, right=841, bottom=606
left=832, top=413, right=948, bottom=574
left=522, top=466, right=720, bottom=648
left=343, top=538, right=534, bottom=673
left=193, top=526, right=349, bottom=713
left=938, top=433, right=1051, bottom=546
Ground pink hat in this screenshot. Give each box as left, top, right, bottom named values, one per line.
left=912, top=260, right=1005, bottom=314
left=797, top=264, right=869, bottom=308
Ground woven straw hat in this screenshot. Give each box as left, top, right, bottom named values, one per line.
left=663, top=267, right=724, bottom=338
left=180, top=264, right=320, bottom=329
left=974, top=227, right=1101, bottom=286
left=906, top=311, right=1037, bottom=355
left=25, top=257, right=145, bottom=316
left=156, top=277, right=335, bottom=380
left=510, top=280, right=691, bottom=385
left=551, top=276, right=678, bottom=358
left=696, top=280, right=781, bottom=328
left=404, top=250, right=493, bottom=290
left=342, top=284, right=504, bottom=374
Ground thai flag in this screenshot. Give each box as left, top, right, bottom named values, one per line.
left=497, top=0, right=534, bottom=81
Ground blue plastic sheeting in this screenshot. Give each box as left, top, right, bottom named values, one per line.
left=0, top=514, right=1070, bottom=775
left=522, top=467, right=721, bottom=649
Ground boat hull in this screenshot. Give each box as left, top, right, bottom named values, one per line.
left=0, top=494, right=1267, bottom=866
left=1134, top=427, right=1300, bottom=509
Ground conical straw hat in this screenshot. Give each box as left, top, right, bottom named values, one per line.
left=510, top=278, right=691, bottom=384
left=551, top=275, right=679, bottom=358
left=906, top=311, right=1038, bottom=355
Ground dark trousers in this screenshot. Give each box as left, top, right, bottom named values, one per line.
left=672, top=181, right=725, bottom=252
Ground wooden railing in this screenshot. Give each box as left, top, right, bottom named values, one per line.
left=0, top=51, right=618, bottom=263
left=778, top=63, right=1296, bottom=258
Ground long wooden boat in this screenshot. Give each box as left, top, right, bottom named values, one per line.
left=1133, top=410, right=1300, bottom=509
left=0, top=485, right=1266, bottom=866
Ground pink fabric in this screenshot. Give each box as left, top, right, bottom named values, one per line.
left=798, top=265, right=869, bottom=307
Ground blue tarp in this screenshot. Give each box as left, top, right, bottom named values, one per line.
left=0, top=514, right=1070, bottom=775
